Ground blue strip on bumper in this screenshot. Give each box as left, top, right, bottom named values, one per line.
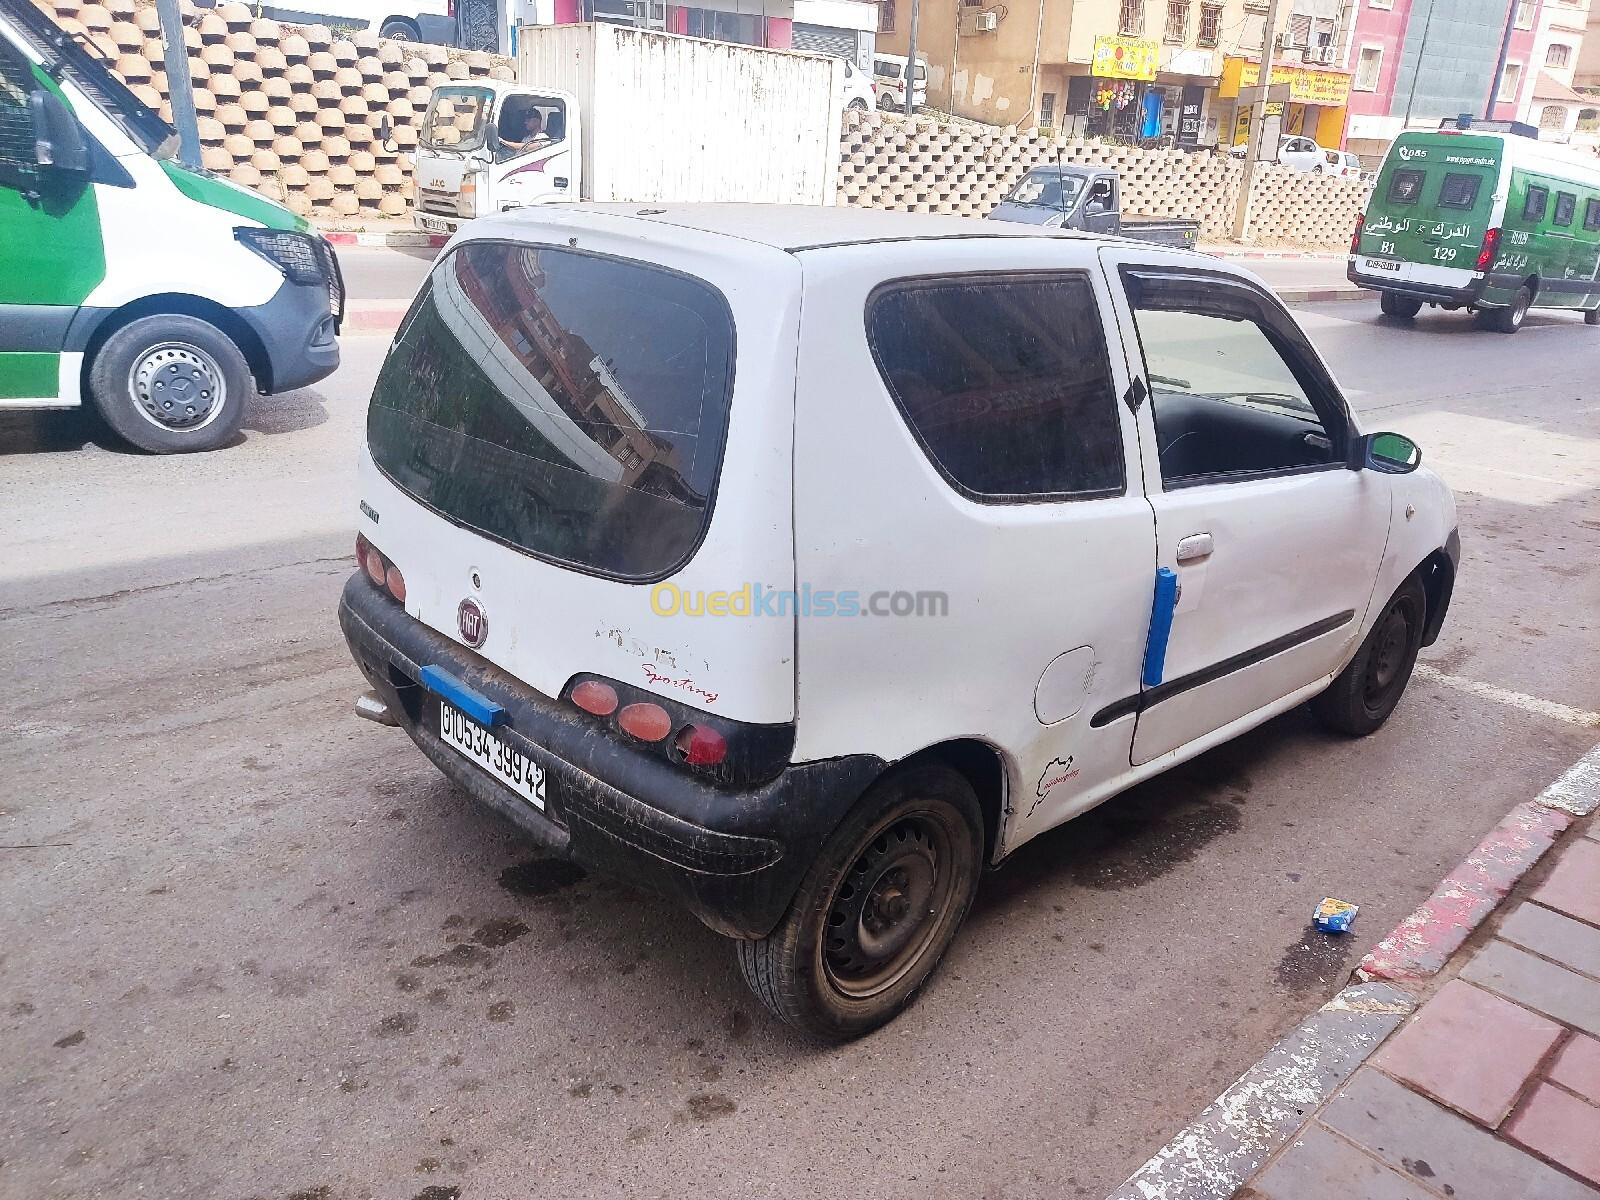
left=420, top=664, right=505, bottom=727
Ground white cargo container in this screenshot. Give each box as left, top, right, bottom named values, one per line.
left=408, top=23, right=842, bottom=231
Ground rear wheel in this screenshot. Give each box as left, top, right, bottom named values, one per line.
left=736, top=763, right=983, bottom=1040
left=1483, top=284, right=1532, bottom=334
left=379, top=17, right=418, bottom=40
left=847, top=98, right=868, bottom=112
left=1380, top=292, right=1423, bottom=319
left=89, top=314, right=250, bottom=453
left=1311, top=574, right=1427, bottom=737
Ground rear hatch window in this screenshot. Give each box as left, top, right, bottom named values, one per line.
left=368, top=240, right=736, bottom=580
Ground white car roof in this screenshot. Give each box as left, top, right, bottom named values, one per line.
left=464, top=203, right=1133, bottom=256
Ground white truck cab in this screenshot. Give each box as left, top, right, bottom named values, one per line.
left=409, top=79, right=578, bottom=232
left=343, top=205, right=1458, bottom=1041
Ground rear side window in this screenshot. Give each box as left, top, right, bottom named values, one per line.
left=1438, top=172, right=1482, bottom=210
left=1387, top=169, right=1425, bottom=205
left=1524, top=184, right=1549, bottom=222
left=1554, top=191, right=1576, bottom=227
left=368, top=241, right=735, bottom=580
left=1586, top=198, right=1600, bottom=232
left=0, top=38, right=36, bottom=179
left=867, top=274, right=1124, bottom=501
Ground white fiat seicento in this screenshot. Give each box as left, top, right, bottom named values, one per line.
left=341, top=205, right=1459, bottom=1040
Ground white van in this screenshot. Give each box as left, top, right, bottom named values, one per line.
left=257, top=0, right=455, bottom=44
left=1, top=0, right=342, bottom=452
left=341, top=205, right=1459, bottom=1039
left=873, top=52, right=927, bottom=111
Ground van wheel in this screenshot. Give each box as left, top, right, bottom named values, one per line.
left=1487, top=285, right=1532, bottom=334
left=847, top=98, right=868, bottom=112
left=1311, top=574, right=1427, bottom=737
left=89, top=315, right=250, bottom=453
left=379, top=18, right=418, bottom=40
left=736, top=764, right=983, bottom=1040
left=1380, top=293, right=1422, bottom=319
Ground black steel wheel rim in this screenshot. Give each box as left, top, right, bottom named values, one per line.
left=1363, top=597, right=1417, bottom=709
left=821, top=809, right=958, bottom=1000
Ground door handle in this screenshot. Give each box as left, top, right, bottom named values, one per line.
left=1175, top=533, right=1214, bottom=564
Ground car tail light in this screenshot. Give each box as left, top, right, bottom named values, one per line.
left=356, top=534, right=404, bottom=603
left=617, top=702, right=673, bottom=742
left=1476, top=227, right=1501, bottom=273
left=1349, top=214, right=1364, bottom=254
left=385, top=565, right=406, bottom=604
left=571, top=679, right=619, bottom=716
left=674, top=723, right=728, bottom=766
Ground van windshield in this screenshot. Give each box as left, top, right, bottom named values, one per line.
left=421, top=86, right=493, bottom=153
left=1005, top=170, right=1084, bottom=209
left=367, top=241, right=736, bottom=580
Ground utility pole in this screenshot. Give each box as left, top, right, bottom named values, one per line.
left=1486, top=0, right=1518, bottom=120
left=154, top=0, right=201, bottom=169
left=1230, top=0, right=1286, bottom=242
left=903, top=0, right=921, bottom=115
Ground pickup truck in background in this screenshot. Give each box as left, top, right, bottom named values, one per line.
left=987, top=166, right=1200, bottom=248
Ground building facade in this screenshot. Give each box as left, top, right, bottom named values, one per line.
left=521, top=0, right=878, bottom=63
left=873, top=0, right=1359, bottom=147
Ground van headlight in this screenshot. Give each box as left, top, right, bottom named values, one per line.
left=234, top=227, right=326, bottom=285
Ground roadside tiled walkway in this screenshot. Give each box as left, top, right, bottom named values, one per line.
left=1243, top=825, right=1600, bottom=1199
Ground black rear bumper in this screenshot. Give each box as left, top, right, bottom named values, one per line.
left=338, top=575, right=881, bottom=938
left=1347, top=263, right=1486, bottom=307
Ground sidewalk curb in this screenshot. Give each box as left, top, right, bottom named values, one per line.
left=1105, top=982, right=1417, bottom=1200
left=324, top=231, right=449, bottom=248
left=1103, top=742, right=1600, bottom=1200
left=1272, top=287, right=1370, bottom=305
left=1201, top=248, right=1347, bottom=262
left=1356, top=743, right=1600, bottom=984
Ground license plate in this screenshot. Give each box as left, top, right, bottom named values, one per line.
left=439, top=701, right=545, bottom=810
left=418, top=215, right=449, bottom=233
left=1361, top=256, right=1401, bottom=273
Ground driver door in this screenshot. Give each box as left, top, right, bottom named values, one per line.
left=1081, top=175, right=1120, bottom=234
left=1097, top=246, right=1392, bottom=764
left=0, top=38, right=100, bottom=404
left=490, top=89, right=579, bottom=209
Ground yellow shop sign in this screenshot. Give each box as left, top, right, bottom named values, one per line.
left=1224, top=57, right=1352, bottom=105
left=1092, top=35, right=1158, bottom=81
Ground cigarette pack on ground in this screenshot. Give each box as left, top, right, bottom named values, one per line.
left=1313, top=897, right=1360, bottom=934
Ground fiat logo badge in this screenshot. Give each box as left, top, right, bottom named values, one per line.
left=457, top=598, right=488, bottom=648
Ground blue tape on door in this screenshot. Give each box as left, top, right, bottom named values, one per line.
left=1142, top=567, right=1180, bottom=688
left=420, top=665, right=505, bottom=728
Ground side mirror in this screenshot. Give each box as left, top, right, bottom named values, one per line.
left=29, top=87, right=89, bottom=174
left=1360, top=431, right=1421, bottom=474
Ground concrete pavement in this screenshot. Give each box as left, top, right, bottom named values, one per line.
left=2, top=304, right=1598, bottom=1199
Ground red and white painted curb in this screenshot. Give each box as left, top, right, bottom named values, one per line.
left=1105, top=742, right=1600, bottom=1200
left=322, top=230, right=449, bottom=248
left=1357, top=744, right=1600, bottom=983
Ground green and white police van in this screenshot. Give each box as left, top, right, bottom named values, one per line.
left=1349, top=121, right=1600, bottom=333
left=0, top=0, right=342, bottom=452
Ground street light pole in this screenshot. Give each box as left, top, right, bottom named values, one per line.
left=154, top=0, right=201, bottom=169
left=1230, top=0, right=1286, bottom=242
left=1486, top=0, right=1518, bottom=120
left=903, top=0, right=921, bottom=115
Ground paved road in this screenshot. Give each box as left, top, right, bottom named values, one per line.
left=2, top=304, right=1597, bottom=1200
left=336, top=243, right=1356, bottom=304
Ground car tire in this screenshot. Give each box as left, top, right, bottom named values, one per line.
left=735, top=763, right=984, bottom=1041
left=1585, top=307, right=1599, bottom=326
left=877, top=92, right=895, bottom=111
left=88, top=314, right=251, bottom=454
left=1489, top=284, right=1533, bottom=334
left=379, top=18, right=418, bottom=40
left=1311, top=574, right=1428, bottom=737
left=1380, top=292, right=1423, bottom=319
left=848, top=98, right=867, bottom=112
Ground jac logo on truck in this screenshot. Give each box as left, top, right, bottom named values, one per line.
left=457, top=598, right=488, bottom=648
left=1397, top=145, right=1428, bottom=161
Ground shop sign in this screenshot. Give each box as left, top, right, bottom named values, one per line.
left=1233, top=60, right=1351, bottom=105
left=1092, top=35, right=1158, bottom=82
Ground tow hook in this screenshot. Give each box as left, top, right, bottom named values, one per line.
left=355, top=690, right=397, bottom=726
